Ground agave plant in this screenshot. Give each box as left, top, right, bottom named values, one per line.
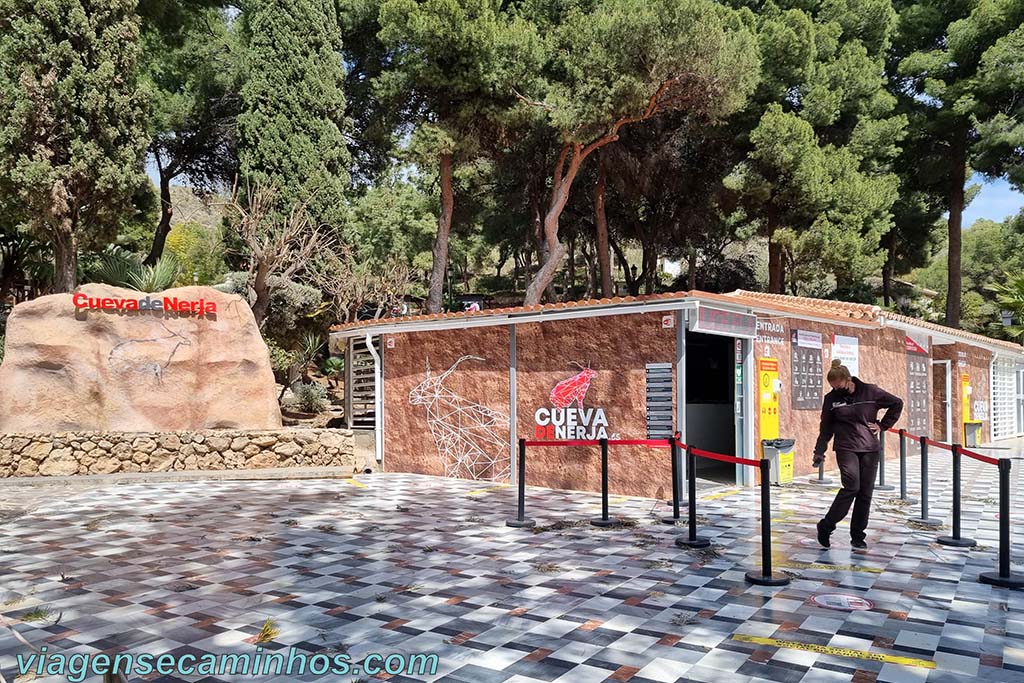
left=91, top=248, right=180, bottom=293
left=127, top=253, right=180, bottom=292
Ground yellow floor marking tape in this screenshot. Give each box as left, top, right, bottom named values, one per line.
left=772, top=516, right=849, bottom=526
left=467, top=484, right=510, bottom=496
left=344, top=479, right=368, bottom=488
left=703, top=490, right=741, bottom=501
left=732, top=634, right=936, bottom=669
left=774, top=561, right=883, bottom=574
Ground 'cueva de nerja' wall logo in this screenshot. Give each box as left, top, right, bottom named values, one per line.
left=73, top=293, right=218, bottom=315
left=534, top=362, right=615, bottom=440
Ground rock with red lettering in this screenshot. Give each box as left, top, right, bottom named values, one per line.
left=0, top=284, right=282, bottom=432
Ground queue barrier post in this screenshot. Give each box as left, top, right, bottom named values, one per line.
left=662, top=437, right=682, bottom=525
left=675, top=445, right=710, bottom=549
left=917, top=436, right=943, bottom=527
left=979, top=458, right=1024, bottom=588
left=898, top=430, right=917, bottom=504
left=937, top=444, right=976, bottom=548
left=876, top=430, right=894, bottom=491
left=506, top=438, right=536, bottom=529
left=745, top=457, right=790, bottom=586
left=591, top=438, right=618, bottom=527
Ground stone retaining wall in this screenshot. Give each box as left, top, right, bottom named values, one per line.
left=0, top=429, right=357, bottom=478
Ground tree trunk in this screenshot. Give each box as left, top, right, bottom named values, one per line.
left=610, top=235, right=637, bottom=295
left=566, top=232, right=576, bottom=301
left=0, top=242, right=20, bottom=302
left=765, top=209, right=785, bottom=293
left=426, top=152, right=455, bottom=314
left=144, top=172, right=174, bottom=266
left=945, top=123, right=968, bottom=329
left=524, top=144, right=586, bottom=305
left=643, top=244, right=657, bottom=294
left=579, top=240, right=594, bottom=298
left=251, top=262, right=271, bottom=325
left=594, top=158, right=613, bottom=297
left=767, top=241, right=784, bottom=294
left=687, top=247, right=697, bottom=291
left=51, top=222, right=77, bottom=293
left=882, top=231, right=896, bottom=307
left=528, top=192, right=557, bottom=303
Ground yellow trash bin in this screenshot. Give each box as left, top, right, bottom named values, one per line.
left=762, top=438, right=796, bottom=485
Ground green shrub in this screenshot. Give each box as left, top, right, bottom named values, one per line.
left=296, top=382, right=330, bottom=413
left=266, top=338, right=298, bottom=377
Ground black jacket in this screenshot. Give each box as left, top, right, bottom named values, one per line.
left=813, top=378, right=904, bottom=456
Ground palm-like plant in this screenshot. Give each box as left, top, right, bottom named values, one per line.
left=92, top=248, right=180, bottom=293
left=322, top=356, right=345, bottom=387
left=987, top=272, right=1024, bottom=339
left=127, top=254, right=180, bottom=292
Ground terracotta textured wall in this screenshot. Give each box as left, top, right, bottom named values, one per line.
left=753, top=319, right=910, bottom=478
left=383, top=326, right=512, bottom=479
left=515, top=314, right=676, bottom=499
left=381, top=314, right=676, bottom=498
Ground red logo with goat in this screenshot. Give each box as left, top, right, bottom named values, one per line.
left=535, top=362, right=611, bottom=440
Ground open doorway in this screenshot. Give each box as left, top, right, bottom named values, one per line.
left=685, top=331, right=736, bottom=484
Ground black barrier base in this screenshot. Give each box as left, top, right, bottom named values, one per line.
left=937, top=536, right=977, bottom=548
left=506, top=519, right=536, bottom=529
left=665, top=499, right=690, bottom=507
left=660, top=516, right=682, bottom=525
left=591, top=518, right=620, bottom=528
left=745, top=570, right=790, bottom=586
left=876, top=484, right=895, bottom=491
left=675, top=536, right=711, bottom=549
left=979, top=571, right=1024, bottom=589
left=901, top=497, right=919, bottom=505
left=916, top=518, right=944, bottom=527
left=813, top=477, right=833, bottom=485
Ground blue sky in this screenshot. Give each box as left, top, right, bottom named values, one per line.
left=963, top=175, right=1024, bottom=227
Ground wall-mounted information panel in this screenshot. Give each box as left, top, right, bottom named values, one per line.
left=791, top=329, right=823, bottom=410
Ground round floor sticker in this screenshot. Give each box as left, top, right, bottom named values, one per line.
left=799, top=538, right=824, bottom=548
left=811, top=594, right=875, bottom=611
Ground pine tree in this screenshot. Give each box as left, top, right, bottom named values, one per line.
left=0, top=0, right=150, bottom=292
left=237, top=0, right=351, bottom=228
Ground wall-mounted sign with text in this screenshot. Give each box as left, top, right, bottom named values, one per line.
left=690, top=305, right=757, bottom=339
left=791, top=330, right=823, bottom=410
left=831, top=335, right=860, bottom=376
left=756, top=319, right=788, bottom=349
left=905, top=336, right=930, bottom=437
left=73, top=293, right=218, bottom=316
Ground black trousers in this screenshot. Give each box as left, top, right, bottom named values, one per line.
left=821, top=450, right=879, bottom=542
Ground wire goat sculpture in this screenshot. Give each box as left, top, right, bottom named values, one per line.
left=409, top=355, right=510, bottom=481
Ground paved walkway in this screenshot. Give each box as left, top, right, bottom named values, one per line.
left=0, top=452, right=1022, bottom=683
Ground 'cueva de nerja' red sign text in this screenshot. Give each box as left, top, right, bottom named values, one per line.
left=72, top=293, right=217, bottom=315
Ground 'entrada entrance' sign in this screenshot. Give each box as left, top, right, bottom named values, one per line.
left=72, top=293, right=218, bottom=315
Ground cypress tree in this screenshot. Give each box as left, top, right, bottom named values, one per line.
left=237, top=0, right=352, bottom=228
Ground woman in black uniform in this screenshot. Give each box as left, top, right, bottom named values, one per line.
left=812, top=360, right=904, bottom=550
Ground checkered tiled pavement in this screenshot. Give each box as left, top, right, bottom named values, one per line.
left=1, top=450, right=1023, bottom=683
